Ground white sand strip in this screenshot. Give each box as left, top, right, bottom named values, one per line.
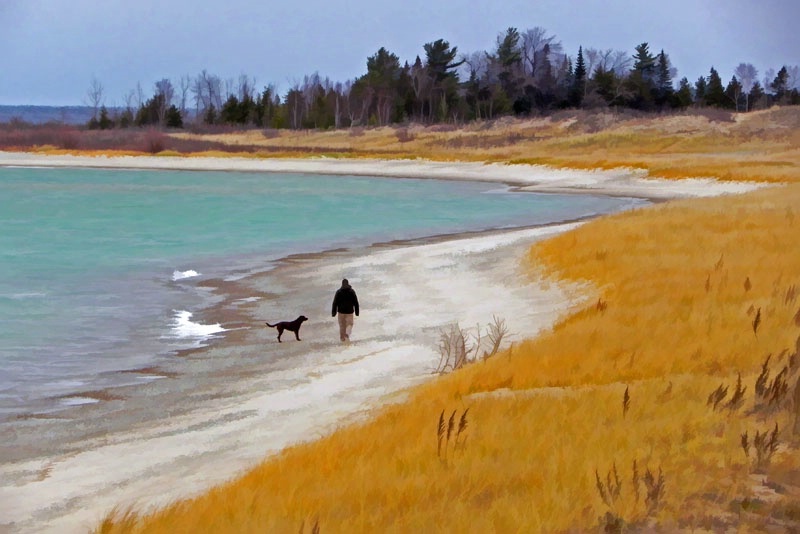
left=0, top=151, right=767, bottom=199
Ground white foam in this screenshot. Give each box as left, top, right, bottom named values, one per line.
left=233, top=297, right=260, bottom=304
left=172, top=269, right=200, bottom=281
left=59, top=397, right=100, bottom=406
left=168, top=310, right=225, bottom=340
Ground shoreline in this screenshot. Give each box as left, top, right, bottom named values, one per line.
left=0, top=151, right=768, bottom=200
left=0, top=152, right=770, bottom=533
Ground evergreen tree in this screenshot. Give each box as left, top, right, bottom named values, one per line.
left=771, top=66, right=789, bottom=99
left=694, top=76, right=707, bottom=105
left=136, top=93, right=165, bottom=126
left=363, top=47, right=402, bottom=125
left=118, top=108, right=134, bottom=128
left=221, top=95, right=242, bottom=124
left=570, top=46, right=587, bottom=107
left=165, top=105, right=183, bottom=128
left=675, top=77, right=693, bottom=108
left=725, top=75, right=743, bottom=111
left=632, top=43, right=656, bottom=79
left=98, top=105, right=113, bottom=129
left=627, top=42, right=656, bottom=109
left=655, top=50, right=674, bottom=108
left=423, top=39, right=464, bottom=122
left=704, top=67, right=726, bottom=107
left=748, top=80, right=766, bottom=110
left=592, top=65, right=623, bottom=107
left=494, top=27, right=523, bottom=107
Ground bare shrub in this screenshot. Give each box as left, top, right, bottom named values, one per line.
left=691, top=107, right=736, bottom=123
left=143, top=129, right=166, bottom=154
left=261, top=128, right=281, bottom=139
left=435, top=316, right=510, bottom=373
left=436, top=323, right=474, bottom=373
left=483, top=315, right=508, bottom=360
left=56, top=128, right=81, bottom=150
left=427, top=123, right=457, bottom=133
left=394, top=127, right=415, bottom=143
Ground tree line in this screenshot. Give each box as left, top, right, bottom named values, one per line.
left=86, top=27, right=800, bottom=131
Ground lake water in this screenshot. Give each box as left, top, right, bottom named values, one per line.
left=0, top=166, right=644, bottom=420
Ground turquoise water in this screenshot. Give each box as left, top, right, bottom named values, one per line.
left=0, top=166, right=644, bottom=418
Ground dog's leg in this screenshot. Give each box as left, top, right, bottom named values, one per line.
left=277, top=327, right=283, bottom=342
left=295, top=330, right=301, bottom=341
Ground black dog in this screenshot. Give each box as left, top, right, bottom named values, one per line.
left=265, top=315, right=308, bottom=342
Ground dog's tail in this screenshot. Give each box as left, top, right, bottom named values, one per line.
left=265, top=322, right=277, bottom=328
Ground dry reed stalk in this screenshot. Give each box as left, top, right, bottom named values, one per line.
left=752, top=423, right=780, bottom=472
left=437, top=410, right=445, bottom=459
left=446, top=410, right=456, bottom=445
left=725, top=373, right=746, bottom=411
left=643, top=467, right=665, bottom=514
left=455, top=408, right=469, bottom=448
left=768, top=366, right=790, bottom=407
left=707, top=383, right=728, bottom=411
left=623, top=386, right=630, bottom=417
left=793, top=377, right=800, bottom=435
left=756, top=355, right=772, bottom=398
left=752, top=307, right=761, bottom=336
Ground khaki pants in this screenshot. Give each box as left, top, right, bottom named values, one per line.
left=337, top=313, right=354, bottom=341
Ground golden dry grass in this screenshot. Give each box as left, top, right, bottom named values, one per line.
left=96, top=110, right=800, bottom=532
left=165, top=107, right=800, bottom=184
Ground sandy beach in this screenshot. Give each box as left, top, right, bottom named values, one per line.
left=0, top=151, right=766, bottom=199
left=0, top=152, right=767, bottom=533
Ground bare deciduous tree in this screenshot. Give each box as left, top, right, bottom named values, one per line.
left=179, top=75, right=191, bottom=118
left=521, top=27, right=562, bottom=78
left=154, top=78, right=175, bottom=125
left=787, top=65, right=800, bottom=90
left=86, top=77, right=104, bottom=119
left=734, top=63, right=758, bottom=111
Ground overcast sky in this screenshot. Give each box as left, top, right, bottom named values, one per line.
left=1, top=0, right=798, bottom=106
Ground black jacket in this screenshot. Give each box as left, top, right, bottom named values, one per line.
left=332, top=286, right=359, bottom=316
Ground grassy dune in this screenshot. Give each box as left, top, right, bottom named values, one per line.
left=93, top=109, right=800, bottom=532
left=165, top=107, right=800, bottom=184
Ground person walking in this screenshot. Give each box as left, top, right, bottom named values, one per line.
left=331, top=278, right=359, bottom=342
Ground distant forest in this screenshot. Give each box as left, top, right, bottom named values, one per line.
left=77, top=27, right=800, bottom=130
